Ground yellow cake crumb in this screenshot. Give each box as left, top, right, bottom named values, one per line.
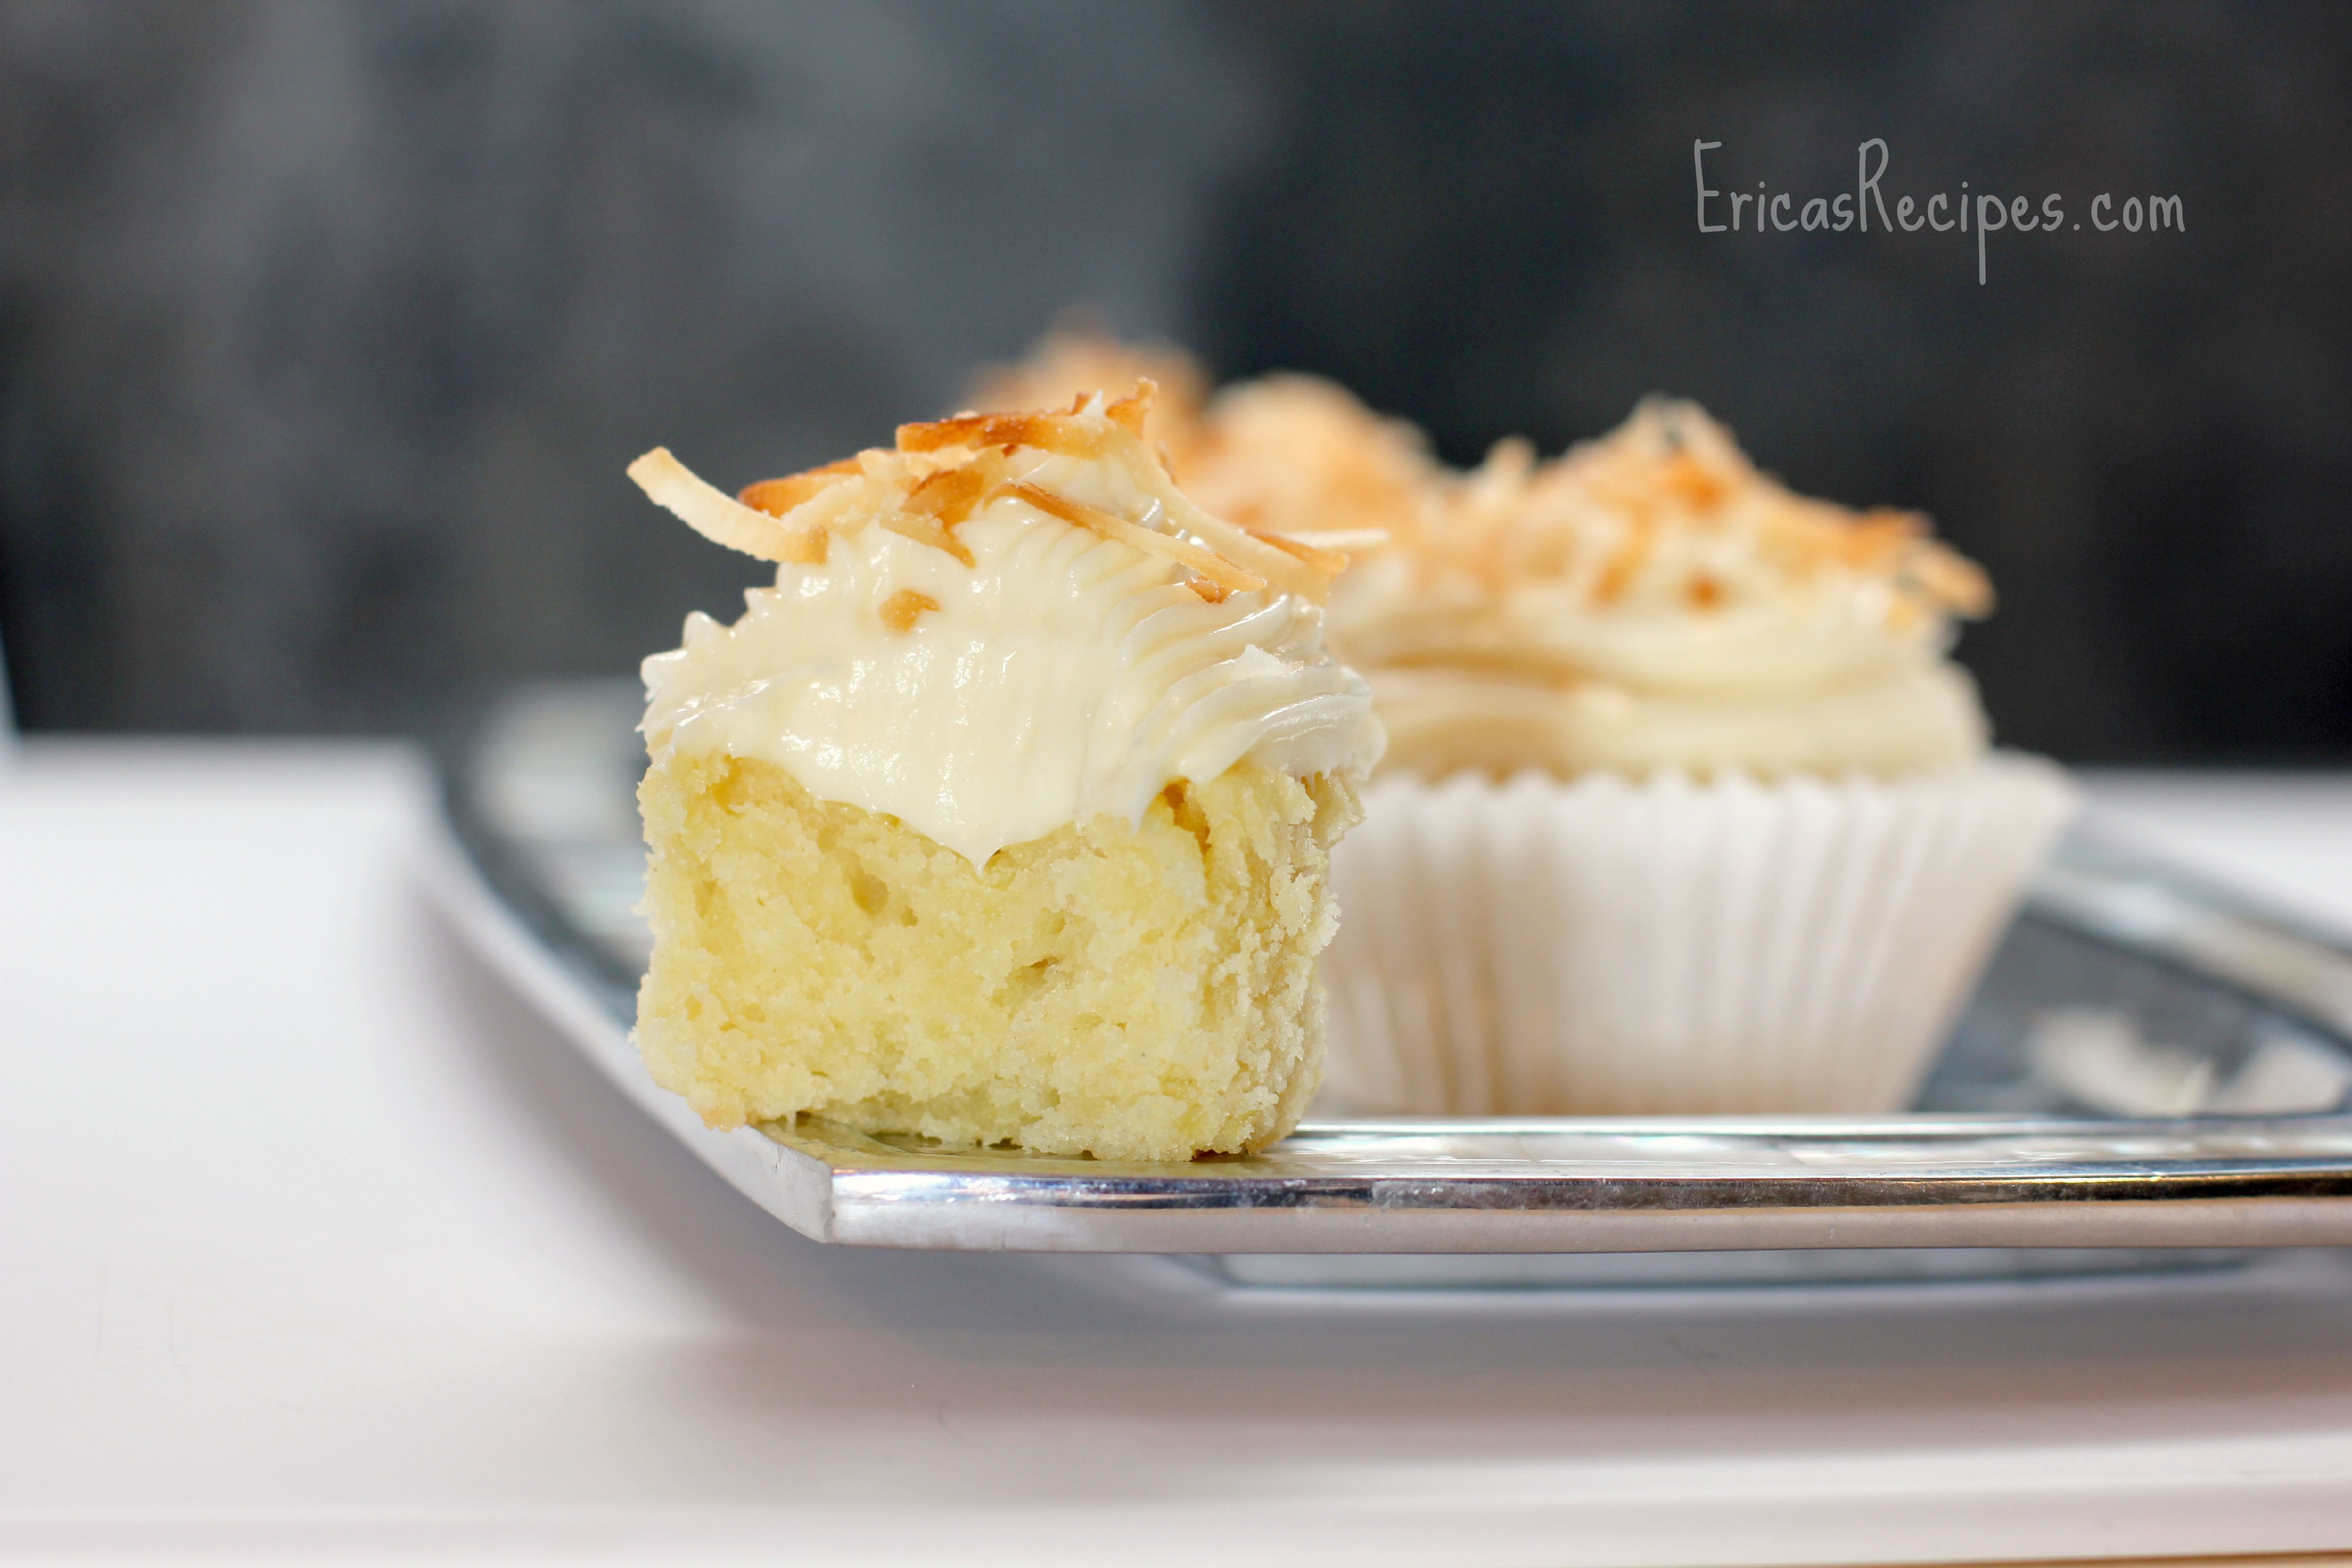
left=636, top=752, right=1361, bottom=1160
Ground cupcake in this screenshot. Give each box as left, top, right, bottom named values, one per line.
left=628, top=385, right=1381, bottom=1160
left=1316, top=399, right=2077, bottom=1116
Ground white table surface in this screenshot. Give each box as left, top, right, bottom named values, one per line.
left=6, top=740, right=2352, bottom=1567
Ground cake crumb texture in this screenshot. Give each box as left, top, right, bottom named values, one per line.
left=637, top=754, right=1360, bottom=1160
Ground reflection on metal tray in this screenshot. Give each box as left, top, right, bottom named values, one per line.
left=431, top=679, right=2352, bottom=1276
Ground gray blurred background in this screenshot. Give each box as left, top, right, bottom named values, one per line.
left=4, top=0, right=2349, bottom=759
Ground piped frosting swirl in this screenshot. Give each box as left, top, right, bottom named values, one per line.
left=632, top=388, right=1383, bottom=865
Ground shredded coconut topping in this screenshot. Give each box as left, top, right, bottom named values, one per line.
left=1409, top=398, right=1990, bottom=627
left=639, top=383, right=1351, bottom=607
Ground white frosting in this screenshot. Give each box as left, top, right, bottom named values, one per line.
left=1330, top=554, right=1983, bottom=778
left=641, top=444, right=1382, bottom=866
left=1365, top=659, right=1986, bottom=780
left=1321, top=401, right=1992, bottom=780
left=1328, top=556, right=1947, bottom=698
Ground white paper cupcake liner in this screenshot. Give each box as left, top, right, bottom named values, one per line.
left=1319, top=754, right=2080, bottom=1116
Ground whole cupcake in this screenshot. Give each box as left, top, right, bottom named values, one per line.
left=1316, top=398, right=2077, bottom=1116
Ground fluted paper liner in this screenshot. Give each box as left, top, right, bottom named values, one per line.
left=1320, top=755, right=2079, bottom=1116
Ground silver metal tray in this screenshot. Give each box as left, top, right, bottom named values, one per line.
left=430, top=680, right=2352, bottom=1268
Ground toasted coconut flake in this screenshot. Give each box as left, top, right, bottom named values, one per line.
left=1104, top=379, right=1156, bottom=439
left=968, top=324, right=1210, bottom=459
left=905, top=466, right=987, bottom=527
left=999, top=481, right=1265, bottom=596
left=1908, top=546, right=1993, bottom=617
left=737, top=458, right=860, bottom=518
left=1591, top=521, right=1651, bottom=604
left=1243, top=525, right=1350, bottom=576
left=881, top=509, right=975, bottom=568
left=1101, top=440, right=1335, bottom=602
left=1183, top=510, right=1333, bottom=600
left=878, top=588, right=941, bottom=633
left=629, top=447, right=826, bottom=564
left=1657, top=451, right=1732, bottom=512
left=1281, top=528, right=1392, bottom=552
left=896, top=411, right=1111, bottom=460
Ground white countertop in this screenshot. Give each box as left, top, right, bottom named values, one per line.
left=6, top=740, right=2352, bottom=1566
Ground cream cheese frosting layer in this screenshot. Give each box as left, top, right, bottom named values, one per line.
left=1365, top=661, right=1986, bottom=780
left=1328, top=556, right=1955, bottom=699
left=635, top=401, right=1382, bottom=866
left=1320, top=399, right=1995, bottom=780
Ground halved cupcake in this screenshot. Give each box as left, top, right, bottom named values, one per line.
left=628, top=386, right=1381, bottom=1160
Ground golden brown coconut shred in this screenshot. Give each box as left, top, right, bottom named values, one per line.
left=1421, top=399, right=1993, bottom=626
left=958, top=329, right=1990, bottom=634
left=682, top=382, right=1345, bottom=607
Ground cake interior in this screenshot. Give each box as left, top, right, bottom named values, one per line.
left=636, top=751, right=1359, bottom=1160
